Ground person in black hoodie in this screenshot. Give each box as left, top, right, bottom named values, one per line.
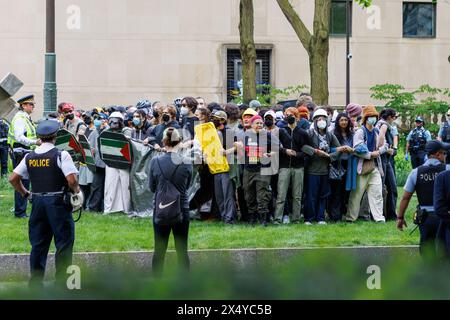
left=274, top=107, right=309, bottom=224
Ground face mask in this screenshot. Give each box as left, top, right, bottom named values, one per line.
left=212, top=119, right=222, bottom=128
left=286, top=116, right=296, bottom=125
left=162, top=114, right=170, bottom=123
left=367, top=117, right=377, bottom=126
left=132, top=118, right=141, bottom=126
left=152, top=110, right=159, bottom=118
left=94, top=120, right=102, bottom=128
left=84, top=118, right=92, bottom=125
left=66, top=113, right=74, bottom=120
left=180, top=107, right=189, bottom=116
left=264, top=119, right=274, bottom=127
left=317, top=120, right=327, bottom=129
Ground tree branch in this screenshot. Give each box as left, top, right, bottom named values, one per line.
left=276, top=0, right=312, bottom=52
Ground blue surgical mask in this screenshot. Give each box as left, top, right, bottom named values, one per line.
left=133, top=118, right=141, bottom=126
left=367, top=117, right=377, bottom=126
left=94, top=119, right=102, bottom=128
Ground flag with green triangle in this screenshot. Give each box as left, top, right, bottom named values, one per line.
left=98, top=130, right=133, bottom=169
left=55, top=129, right=85, bottom=163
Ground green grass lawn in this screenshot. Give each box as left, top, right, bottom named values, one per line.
left=0, top=178, right=419, bottom=254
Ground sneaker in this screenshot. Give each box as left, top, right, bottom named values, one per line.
left=318, top=221, right=327, bottom=225
left=282, top=216, right=290, bottom=224
left=375, top=220, right=386, bottom=223
left=272, top=220, right=281, bottom=225
left=304, top=221, right=313, bottom=226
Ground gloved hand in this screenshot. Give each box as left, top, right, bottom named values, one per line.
left=70, top=190, right=84, bottom=212
left=405, top=154, right=409, bottom=161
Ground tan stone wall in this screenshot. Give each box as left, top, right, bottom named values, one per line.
left=0, top=0, right=448, bottom=119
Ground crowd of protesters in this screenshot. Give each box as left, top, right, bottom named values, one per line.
left=6, top=94, right=450, bottom=227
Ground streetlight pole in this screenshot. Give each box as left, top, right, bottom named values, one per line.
left=43, top=0, right=57, bottom=117
left=346, top=0, right=351, bottom=107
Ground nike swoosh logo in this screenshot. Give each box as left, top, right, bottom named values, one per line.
left=158, top=200, right=176, bottom=209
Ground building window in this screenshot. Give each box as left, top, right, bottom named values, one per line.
left=403, top=2, right=436, bottom=38
left=330, top=0, right=352, bottom=36
left=226, top=49, right=271, bottom=103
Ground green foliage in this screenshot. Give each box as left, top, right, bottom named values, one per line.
left=232, top=84, right=308, bottom=105
left=355, top=0, right=373, bottom=8
left=394, top=147, right=412, bottom=187
left=370, top=83, right=450, bottom=134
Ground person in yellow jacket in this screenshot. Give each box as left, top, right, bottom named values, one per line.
left=7, top=95, right=41, bottom=218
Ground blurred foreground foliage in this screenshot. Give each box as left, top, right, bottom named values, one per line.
left=1, top=251, right=450, bottom=300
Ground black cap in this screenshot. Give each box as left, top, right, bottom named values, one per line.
left=36, top=120, right=60, bottom=138
left=425, top=140, right=450, bottom=154
left=17, top=95, right=35, bottom=105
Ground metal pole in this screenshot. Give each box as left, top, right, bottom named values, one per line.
left=345, top=0, right=351, bottom=107
left=44, top=0, right=57, bottom=117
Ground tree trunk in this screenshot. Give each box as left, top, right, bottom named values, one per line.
left=276, top=0, right=330, bottom=105
left=239, top=0, right=257, bottom=104
left=310, top=0, right=331, bottom=105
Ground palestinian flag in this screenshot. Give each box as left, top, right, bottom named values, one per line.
left=55, top=129, right=85, bottom=163
left=98, top=131, right=132, bottom=169
left=78, top=135, right=96, bottom=172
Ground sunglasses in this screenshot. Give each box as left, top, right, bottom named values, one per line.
left=447, top=114, right=450, bottom=116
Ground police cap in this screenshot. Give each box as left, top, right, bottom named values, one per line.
left=36, top=120, right=60, bottom=138
left=425, top=140, right=450, bottom=155
left=415, top=116, right=424, bottom=123
left=17, top=95, right=35, bottom=106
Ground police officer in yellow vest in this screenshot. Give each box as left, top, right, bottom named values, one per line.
left=9, top=120, right=81, bottom=288
left=7, top=95, right=41, bottom=218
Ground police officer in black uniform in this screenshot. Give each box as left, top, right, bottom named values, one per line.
left=438, top=108, right=450, bottom=164
left=9, top=120, right=81, bottom=287
left=397, top=140, right=450, bottom=261
left=0, top=118, right=9, bottom=177
left=405, top=116, right=432, bottom=169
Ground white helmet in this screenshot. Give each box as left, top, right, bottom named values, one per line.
left=110, top=111, right=124, bottom=120
left=312, top=108, right=328, bottom=120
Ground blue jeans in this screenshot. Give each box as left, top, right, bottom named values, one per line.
left=304, top=174, right=330, bottom=222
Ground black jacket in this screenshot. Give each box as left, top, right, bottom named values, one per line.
left=149, top=152, right=193, bottom=219
left=148, top=120, right=181, bottom=146
left=278, top=126, right=309, bottom=168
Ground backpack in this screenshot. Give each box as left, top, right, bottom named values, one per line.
left=153, top=159, right=183, bottom=225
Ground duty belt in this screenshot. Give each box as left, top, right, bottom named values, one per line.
left=0, top=138, right=7, bottom=143
left=32, top=191, right=65, bottom=197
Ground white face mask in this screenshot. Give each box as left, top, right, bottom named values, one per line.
left=367, top=117, right=377, bottom=126
left=317, top=120, right=327, bottom=129
left=180, top=107, right=189, bottom=116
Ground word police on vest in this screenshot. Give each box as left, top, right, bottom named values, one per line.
left=28, top=159, right=50, bottom=167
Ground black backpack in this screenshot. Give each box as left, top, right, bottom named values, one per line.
left=154, top=159, right=183, bottom=225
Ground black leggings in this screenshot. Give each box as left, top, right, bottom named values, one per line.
left=152, top=219, right=190, bottom=275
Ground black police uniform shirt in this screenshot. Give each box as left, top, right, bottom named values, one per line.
left=403, top=158, right=450, bottom=211
left=13, top=143, right=78, bottom=189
